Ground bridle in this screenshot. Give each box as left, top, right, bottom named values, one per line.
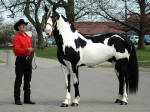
left=46, top=21, right=57, bottom=31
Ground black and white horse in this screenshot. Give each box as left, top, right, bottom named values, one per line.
left=44, top=6, right=139, bottom=107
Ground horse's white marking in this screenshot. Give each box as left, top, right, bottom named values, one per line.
left=122, top=82, right=128, bottom=103
left=73, top=96, right=80, bottom=104
left=111, top=34, right=124, bottom=40
left=57, top=15, right=77, bottom=52
left=104, top=38, right=109, bottom=45
left=63, top=90, right=71, bottom=105
left=72, top=72, right=78, bottom=84
left=63, top=60, right=78, bottom=84
left=114, top=48, right=129, bottom=60
left=61, top=65, right=69, bottom=88
left=45, top=17, right=53, bottom=35
left=117, top=81, right=128, bottom=103
left=79, top=43, right=114, bottom=66
left=61, top=64, right=72, bottom=105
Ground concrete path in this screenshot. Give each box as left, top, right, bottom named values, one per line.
left=0, top=57, right=150, bottom=112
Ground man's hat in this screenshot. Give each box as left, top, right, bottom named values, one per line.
left=14, top=19, right=28, bottom=31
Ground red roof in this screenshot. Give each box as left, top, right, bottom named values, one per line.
left=74, top=22, right=125, bottom=36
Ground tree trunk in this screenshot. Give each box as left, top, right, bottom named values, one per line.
left=138, top=1, right=146, bottom=50
left=65, top=0, right=74, bottom=24
left=138, top=33, right=145, bottom=49
left=36, top=27, right=44, bottom=49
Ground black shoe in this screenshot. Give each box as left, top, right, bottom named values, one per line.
left=24, top=100, right=36, bottom=104
left=15, top=100, right=22, bottom=105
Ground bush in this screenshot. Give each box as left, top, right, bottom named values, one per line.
left=0, top=31, right=11, bottom=47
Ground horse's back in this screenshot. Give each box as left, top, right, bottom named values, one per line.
left=79, top=33, right=132, bottom=66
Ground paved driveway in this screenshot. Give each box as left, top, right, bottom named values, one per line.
left=0, top=58, right=150, bottom=112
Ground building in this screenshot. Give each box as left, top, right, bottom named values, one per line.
left=75, top=22, right=125, bottom=36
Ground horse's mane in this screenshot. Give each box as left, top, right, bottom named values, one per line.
left=83, top=33, right=128, bottom=44
left=61, top=15, right=76, bottom=32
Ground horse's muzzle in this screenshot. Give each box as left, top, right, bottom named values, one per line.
left=45, top=29, right=52, bottom=36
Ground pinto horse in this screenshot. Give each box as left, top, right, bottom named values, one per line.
left=44, top=6, right=139, bottom=107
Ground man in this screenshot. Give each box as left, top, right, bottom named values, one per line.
left=13, top=19, right=35, bottom=105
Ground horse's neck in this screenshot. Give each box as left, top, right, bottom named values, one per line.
left=57, top=16, right=76, bottom=40
left=54, top=16, right=90, bottom=50
left=55, top=16, right=78, bottom=49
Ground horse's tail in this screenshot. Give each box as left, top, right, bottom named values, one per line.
left=127, top=43, right=139, bottom=94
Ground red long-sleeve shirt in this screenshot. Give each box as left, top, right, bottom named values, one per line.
left=13, top=32, right=32, bottom=56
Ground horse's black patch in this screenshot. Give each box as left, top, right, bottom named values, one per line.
left=75, top=37, right=87, bottom=48
left=67, top=74, right=71, bottom=92
left=61, top=15, right=76, bottom=32
left=61, top=15, right=68, bottom=22
left=52, top=12, right=60, bottom=24
left=70, top=24, right=76, bottom=33
left=84, top=33, right=119, bottom=44
left=108, top=36, right=125, bottom=53
left=64, top=46, right=80, bottom=65
left=108, top=56, right=117, bottom=63
left=53, top=28, right=63, bottom=49
left=53, top=28, right=66, bottom=65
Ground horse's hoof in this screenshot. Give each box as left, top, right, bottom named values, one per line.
left=71, top=103, right=79, bottom=107
left=120, top=101, right=128, bottom=105
left=60, top=103, right=69, bottom=107
left=115, top=99, right=122, bottom=103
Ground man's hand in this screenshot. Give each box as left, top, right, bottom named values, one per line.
left=28, top=48, right=35, bottom=52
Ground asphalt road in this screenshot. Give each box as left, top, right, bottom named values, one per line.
left=0, top=58, right=150, bottom=112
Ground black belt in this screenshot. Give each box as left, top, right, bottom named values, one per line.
left=17, top=56, right=31, bottom=61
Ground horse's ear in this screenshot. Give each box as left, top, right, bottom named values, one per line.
left=45, top=5, right=48, bottom=13
left=52, top=5, right=56, bottom=12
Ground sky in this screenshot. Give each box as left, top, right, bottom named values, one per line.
left=0, top=5, right=66, bottom=25
left=0, top=0, right=139, bottom=25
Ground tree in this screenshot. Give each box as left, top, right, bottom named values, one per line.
left=1, top=0, right=93, bottom=48
left=0, top=23, right=15, bottom=47
left=24, top=0, right=45, bottom=49
left=46, top=0, right=94, bottom=24
left=1, top=0, right=46, bottom=49
left=90, top=0, right=150, bottom=49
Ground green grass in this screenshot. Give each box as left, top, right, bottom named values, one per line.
left=0, top=47, right=12, bottom=51
left=35, top=46, right=57, bottom=59
left=136, top=46, right=150, bottom=67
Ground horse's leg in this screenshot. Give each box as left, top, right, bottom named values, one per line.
left=114, top=59, right=128, bottom=105
left=60, top=65, right=72, bottom=107
left=71, top=65, right=80, bottom=106
left=114, top=66, right=123, bottom=104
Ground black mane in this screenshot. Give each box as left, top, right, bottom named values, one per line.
left=61, top=15, right=76, bottom=33
left=84, top=33, right=127, bottom=44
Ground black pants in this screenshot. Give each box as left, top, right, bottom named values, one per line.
left=14, top=56, right=32, bottom=101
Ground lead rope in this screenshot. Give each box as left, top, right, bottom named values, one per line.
left=32, top=52, right=37, bottom=70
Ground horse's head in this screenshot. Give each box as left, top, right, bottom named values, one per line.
left=44, top=6, right=59, bottom=35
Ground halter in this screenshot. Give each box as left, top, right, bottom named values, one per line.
left=46, top=21, right=57, bottom=31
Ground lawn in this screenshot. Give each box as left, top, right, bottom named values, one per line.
left=0, top=46, right=57, bottom=59
left=35, top=46, right=57, bottom=59
left=136, top=46, right=150, bottom=67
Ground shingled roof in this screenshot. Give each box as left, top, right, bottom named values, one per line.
left=74, top=22, right=125, bottom=36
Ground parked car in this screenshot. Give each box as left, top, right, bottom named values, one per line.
left=45, top=37, right=56, bottom=47
left=128, top=35, right=139, bottom=44
left=144, top=35, right=150, bottom=45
